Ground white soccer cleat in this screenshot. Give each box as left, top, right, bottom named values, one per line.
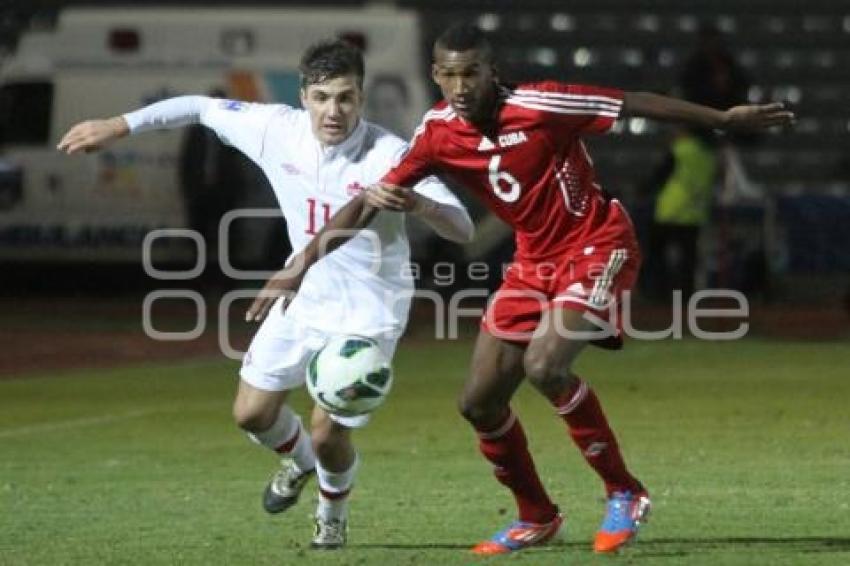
left=311, top=516, right=347, bottom=549
left=262, top=459, right=314, bottom=514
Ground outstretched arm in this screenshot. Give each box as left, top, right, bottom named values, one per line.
left=57, top=115, right=129, bottom=154
left=621, top=92, right=795, bottom=131
left=57, top=96, right=212, bottom=154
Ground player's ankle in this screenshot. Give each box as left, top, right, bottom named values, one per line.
left=519, top=503, right=560, bottom=524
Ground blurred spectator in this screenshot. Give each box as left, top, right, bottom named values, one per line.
left=366, top=73, right=412, bottom=138
left=180, top=89, right=289, bottom=281
left=178, top=88, right=241, bottom=255
left=645, top=24, right=751, bottom=301
left=178, top=87, right=274, bottom=292
left=230, top=159, right=290, bottom=272
left=679, top=24, right=749, bottom=113
left=645, top=127, right=718, bottom=301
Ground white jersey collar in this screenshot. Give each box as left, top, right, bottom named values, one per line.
left=318, top=118, right=368, bottom=160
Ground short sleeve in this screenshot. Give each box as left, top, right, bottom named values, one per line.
left=410, top=175, right=463, bottom=208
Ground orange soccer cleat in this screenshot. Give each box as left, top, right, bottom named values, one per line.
left=471, top=513, right=564, bottom=555
left=593, top=490, right=651, bottom=553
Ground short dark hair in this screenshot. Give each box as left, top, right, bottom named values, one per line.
left=299, top=39, right=365, bottom=89
left=434, top=23, right=493, bottom=62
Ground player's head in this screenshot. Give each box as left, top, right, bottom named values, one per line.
left=299, top=39, right=365, bottom=145
left=432, top=23, right=498, bottom=124
left=366, top=74, right=411, bottom=137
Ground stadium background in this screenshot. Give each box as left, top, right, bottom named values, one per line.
left=1, top=2, right=848, bottom=565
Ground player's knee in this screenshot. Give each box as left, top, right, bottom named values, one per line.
left=232, top=402, right=276, bottom=433
left=311, top=423, right=343, bottom=462
left=457, top=392, right=500, bottom=428
left=311, top=429, right=332, bottom=461
left=524, top=352, right=573, bottom=395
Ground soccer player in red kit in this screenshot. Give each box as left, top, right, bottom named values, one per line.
left=253, top=24, right=795, bottom=555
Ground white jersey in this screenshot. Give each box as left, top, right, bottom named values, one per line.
left=125, top=96, right=465, bottom=335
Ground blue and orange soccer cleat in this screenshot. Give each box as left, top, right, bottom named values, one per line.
left=593, top=490, right=651, bottom=553
left=471, top=513, right=564, bottom=555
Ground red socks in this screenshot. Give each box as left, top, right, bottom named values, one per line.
left=476, top=411, right=559, bottom=524
left=553, top=379, right=641, bottom=495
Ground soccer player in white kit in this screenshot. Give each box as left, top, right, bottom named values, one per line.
left=57, top=40, right=473, bottom=548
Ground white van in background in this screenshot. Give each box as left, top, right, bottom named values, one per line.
left=0, top=6, right=429, bottom=263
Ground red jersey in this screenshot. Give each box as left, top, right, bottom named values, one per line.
left=383, top=81, right=636, bottom=260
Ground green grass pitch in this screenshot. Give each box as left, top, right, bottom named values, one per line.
left=1, top=338, right=849, bottom=565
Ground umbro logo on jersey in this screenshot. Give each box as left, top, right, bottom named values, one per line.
left=281, top=163, right=302, bottom=175
left=477, top=137, right=495, bottom=151
left=498, top=131, right=528, bottom=147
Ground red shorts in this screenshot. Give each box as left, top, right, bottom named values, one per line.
left=481, top=243, right=641, bottom=349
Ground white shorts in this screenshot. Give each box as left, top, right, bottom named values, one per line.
left=239, top=300, right=401, bottom=429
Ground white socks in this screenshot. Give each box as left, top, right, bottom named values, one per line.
left=248, top=405, right=316, bottom=473
left=316, top=455, right=359, bottom=521
left=248, top=405, right=359, bottom=522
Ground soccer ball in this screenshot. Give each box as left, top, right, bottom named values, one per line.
left=306, top=335, right=393, bottom=417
